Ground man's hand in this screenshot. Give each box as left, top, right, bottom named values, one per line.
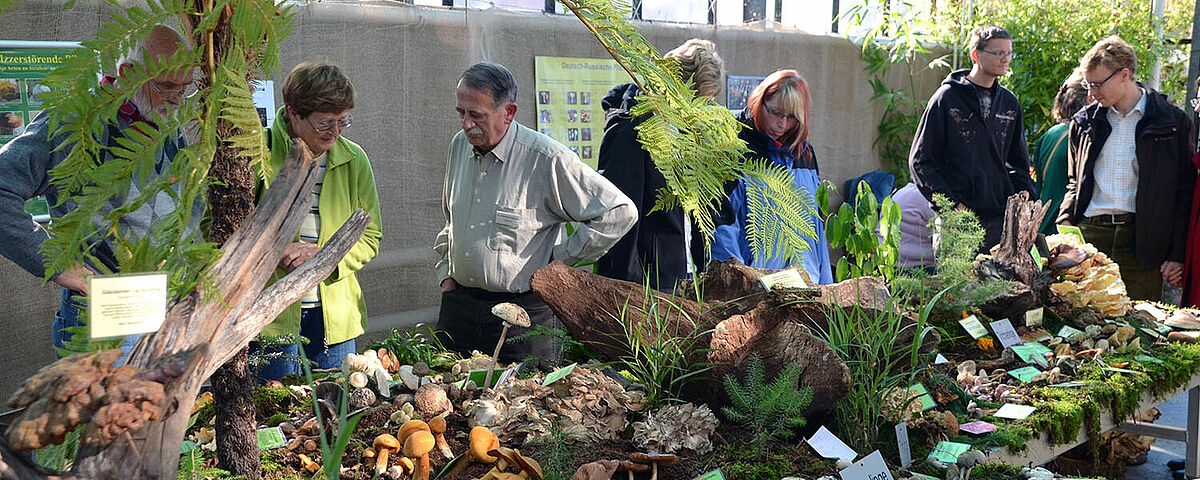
left=53, top=264, right=94, bottom=294
left=279, top=242, right=320, bottom=272
left=1162, top=261, right=1185, bottom=288
left=440, top=277, right=458, bottom=292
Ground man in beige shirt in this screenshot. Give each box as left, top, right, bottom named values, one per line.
left=434, top=62, right=635, bottom=365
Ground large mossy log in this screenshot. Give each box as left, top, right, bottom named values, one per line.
left=530, top=260, right=938, bottom=413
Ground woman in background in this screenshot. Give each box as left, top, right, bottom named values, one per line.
left=711, top=70, right=833, bottom=284
left=1033, top=69, right=1088, bottom=235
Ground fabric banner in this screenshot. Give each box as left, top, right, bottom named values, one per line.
left=0, top=41, right=83, bottom=220
left=533, top=56, right=630, bottom=169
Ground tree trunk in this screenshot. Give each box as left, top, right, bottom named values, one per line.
left=0, top=141, right=370, bottom=479
left=190, top=2, right=265, bottom=476
left=528, top=260, right=926, bottom=413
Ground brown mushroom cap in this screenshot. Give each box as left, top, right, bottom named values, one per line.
left=397, top=456, right=415, bottom=474
left=488, top=446, right=519, bottom=468
left=469, top=426, right=500, bottom=463
left=629, top=453, right=679, bottom=466
left=493, top=473, right=524, bottom=480
left=511, top=451, right=544, bottom=480
left=427, top=415, right=447, bottom=434
left=397, top=419, right=431, bottom=444
left=404, top=430, right=436, bottom=458
left=617, top=461, right=650, bottom=472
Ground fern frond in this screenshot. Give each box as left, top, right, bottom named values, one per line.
left=741, top=159, right=818, bottom=266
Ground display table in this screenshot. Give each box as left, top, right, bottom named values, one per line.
left=983, top=375, right=1200, bottom=479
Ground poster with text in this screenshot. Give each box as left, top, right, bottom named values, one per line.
left=534, top=56, right=631, bottom=169
left=0, top=41, right=83, bottom=220
left=726, top=74, right=766, bottom=112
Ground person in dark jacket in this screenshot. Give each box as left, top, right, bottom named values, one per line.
left=1058, top=35, right=1195, bottom=302
left=710, top=70, right=833, bottom=284
left=595, top=39, right=724, bottom=292
left=908, top=25, right=1035, bottom=252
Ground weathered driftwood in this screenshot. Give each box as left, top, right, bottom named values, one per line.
left=976, top=191, right=1051, bottom=325
left=1, top=139, right=370, bottom=480
left=530, top=259, right=935, bottom=413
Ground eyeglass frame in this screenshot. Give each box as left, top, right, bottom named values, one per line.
left=1189, top=98, right=1200, bottom=109
left=305, top=115, right=352, bottom=134
left=148, top=79, right=198, bottom=100
left=978, top=49, right=1015, bottom=61
left=1080, top=68, right=1124, bottom=91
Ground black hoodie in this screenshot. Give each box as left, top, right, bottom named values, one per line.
left=594, top=82, right=706, bottom=292
left=908, top=69, right=1035, bottom=218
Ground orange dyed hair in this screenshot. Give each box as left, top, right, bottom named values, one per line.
left=746, top=69, right=811, bottom=158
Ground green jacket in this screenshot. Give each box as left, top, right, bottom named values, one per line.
left=260, top=106, right=383, bottom=344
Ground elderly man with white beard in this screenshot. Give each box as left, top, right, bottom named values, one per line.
left=0, top=24, right=202, bottom=359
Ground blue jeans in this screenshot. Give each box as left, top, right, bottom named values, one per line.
left=52, top=288, right=142, bottom=366
left=251, top=307, right=355, bottom=381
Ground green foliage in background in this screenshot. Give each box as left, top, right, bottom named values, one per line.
left=817, top=179, right=901, bottom=281
left=847, top=0, right=1194, bottom=180
left=40, top=0, right=292, bottom=355
left=721, top=355, right=813, bottom=457
left=368, top=324, right=460, bottom=370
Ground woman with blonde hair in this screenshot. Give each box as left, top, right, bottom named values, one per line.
left=711, top=69, right=832, bottom=283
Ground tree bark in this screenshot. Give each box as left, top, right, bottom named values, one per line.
left=529, top=260, right=926, bottom=413
left=189, top=2, right=265, bottom=476
left=36, top=141, right=371, bottom=479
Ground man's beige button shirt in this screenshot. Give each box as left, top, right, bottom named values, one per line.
left=434, top=121, right=635, bottom=293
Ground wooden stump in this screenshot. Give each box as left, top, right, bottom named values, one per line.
left=988, top=191, right=1052, bottom=286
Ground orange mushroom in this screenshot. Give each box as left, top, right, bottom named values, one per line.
left=428, top=416, right=455, bottom=459
left=373, top=434, right=401, bottom=475
left=404, top=430, right=437, bottom=480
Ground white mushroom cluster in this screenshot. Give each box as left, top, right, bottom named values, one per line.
left=631, top=402, right=720, bottom=455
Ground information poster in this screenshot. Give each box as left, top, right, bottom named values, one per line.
left=726, top=74, right=766, bottom=111
left=0, top=41, right=83, bottom=220
left=534, top=56, right=630, bottom=169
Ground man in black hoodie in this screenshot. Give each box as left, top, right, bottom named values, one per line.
left=909, top=25, right=1035, bottom=252
left=1057, top=36, right=1194, bottom=302
left=595, top=39, right=724, bottom=292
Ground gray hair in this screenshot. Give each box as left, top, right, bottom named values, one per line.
left=459, top=62, right=518, bottom=108
left=117, top=24, right=187, bottom=70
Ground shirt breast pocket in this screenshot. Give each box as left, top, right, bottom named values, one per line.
left=488, top=206, right=528, bottom=253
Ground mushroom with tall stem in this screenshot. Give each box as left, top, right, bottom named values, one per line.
left=486, top=302, right=531, bottom=388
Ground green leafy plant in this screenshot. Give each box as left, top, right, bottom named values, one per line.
left=520, top=423, right=578, bottom=480
left=721, top=355, right=813, bottom=456
left=248, top=333, right=312, bottom=378
left=506, top=324, right=596, bottom=366
left=368, top=324, right=460, bottom=370
left=817, top=179, right=902, bottom=281
left=810, top=286, right=945, bottom=453
left=177, top=447, right=230, bottom=480
left=609, top=279, right=715, bottom=409
left=558, top=0, right=812, bottom=262
left=744, top=158, right=817, bottom=267
left=299, top=347, right=363, bottom=480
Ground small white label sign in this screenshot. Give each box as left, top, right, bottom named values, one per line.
left=88, top=272, right=168, bottom=340
left=994, top=403, right=1037, bottom=419
left=1025, top=308, right=1044, bottom=327
left=895, top=422, right=912, bottom=468
left=990, top=318, right=1023, bottom=349
left=807, top=425, right=858, bottom=461
left=934, top=354, right=949, bottom=365
left=759, top=269, right=808, bottom=291
left=839, top=450, right=894, bottom=480
left=959, top=315, right=989, bottom=339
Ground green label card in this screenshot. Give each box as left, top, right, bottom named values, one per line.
left=1135, top=355, right=1164, bottom=365
left=542, top=362, right=577, bottom=387
left=927, top=441, right=971, bottom=464
left=1008, top=366, right=1042, bottom=383
left=959, top=315, right=989, bottom=339
left=1057, top=224, right=1085, bottom=243
left=1057, top=325, right=1086, bottom=338
left=1012, top=343, right=1053, bottom=364
left=693, top=469, right=726, bottom=480
left=909, top=383, right=937, bottom=410
left=257, top=426, right=286, bottom=450
left=1030, top=245, right=1045, bottom=268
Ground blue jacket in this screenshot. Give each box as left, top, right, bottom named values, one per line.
left=711, top=110, right=833, bottom=284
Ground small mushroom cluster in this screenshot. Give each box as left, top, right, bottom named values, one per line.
left=5, top=350, right=180, bottom=451
left=954, top=361, right=1030, bottom=404
left=631, top=402, right=720, bottom=455
left=283, top=418, right=321, bottom=452
left=1045, top=234, right=1131, bottom=317
left=465, top=364, right=644, bottom=443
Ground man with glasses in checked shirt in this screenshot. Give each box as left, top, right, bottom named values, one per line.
left=0, top=24, right=202, bottom=360
left=909, top=25, right=1035, bottom=253
left=1057, top=36, right=1195, bottom=302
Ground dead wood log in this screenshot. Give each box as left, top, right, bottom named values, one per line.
left=0, top=140, right=370, bottom=479
left=986, top=191, right=1051, bottom=286
left=530, top=260, right=935, bottom=413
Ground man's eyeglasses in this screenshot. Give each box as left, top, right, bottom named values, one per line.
left=1080, top=69, right=1122, bottom=90
left=979, top=49, right=1015, bottom=61
left=149, top=80, right=198, bottom=100
left=306, top=116, right=352, bottom=134
left=1189, top=98, right=1200, bottom=109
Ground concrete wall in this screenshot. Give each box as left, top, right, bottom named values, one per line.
left=0, top=0, right=946, bottom=400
